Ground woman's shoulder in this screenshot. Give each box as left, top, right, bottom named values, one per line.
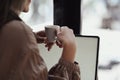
left=1, top=20, right=33, bottom=41
left=4, top=20, right=31, bottom=31
left=2, top=20, right=33, bottom=36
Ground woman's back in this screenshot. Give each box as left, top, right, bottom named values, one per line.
left=0, top=20, right=48, bottom=80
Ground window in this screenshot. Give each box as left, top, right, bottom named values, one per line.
left=20, top=0, right=53, bottom=32
left=82, top=0, right=120, bottom=80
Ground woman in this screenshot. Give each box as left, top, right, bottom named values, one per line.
left=0, top=0, right=80, bottom=80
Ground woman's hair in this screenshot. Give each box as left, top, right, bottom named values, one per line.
left=0, top=0, right=25, bottom=29
left=0, top=0, right=25, bottom=13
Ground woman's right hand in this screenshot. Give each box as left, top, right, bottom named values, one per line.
left=56, top=26, right=77, bottom=63
left=56, top=26, right=76, bottom=47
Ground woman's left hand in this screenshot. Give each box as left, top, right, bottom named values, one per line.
left=35, top=30, right=46, bottom=43
left=35, top=30, right=54, bottom=51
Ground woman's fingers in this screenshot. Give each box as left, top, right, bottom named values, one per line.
left=36, top=30, right=46, bottom=37
left=56, top=40, right=63, bottom=48
left=45, top=42, right=54, bottom=51
left=35, top=30, right=47, bottom=43
left=37, top=36, right=46, bottom=43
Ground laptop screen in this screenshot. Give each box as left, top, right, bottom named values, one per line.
left=75, top=35, right=99, bottom=80
left=39, top=35, right=99, bottom=80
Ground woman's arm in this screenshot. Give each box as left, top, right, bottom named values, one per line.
left=56, top=26, right=76, bottom=63
left=48, top=26, right=80, bottom=80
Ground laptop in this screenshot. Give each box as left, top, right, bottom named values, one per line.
left=39, top=35, right=99, bottom=80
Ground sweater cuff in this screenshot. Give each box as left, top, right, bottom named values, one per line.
left=58, top=58, right=80, bottom=73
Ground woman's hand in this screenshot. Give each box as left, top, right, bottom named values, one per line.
left=35, top=30, right=46, bottom=43
left=56, top=26, right=76, bottom=63
left=35, top=30, right=54, bottom=51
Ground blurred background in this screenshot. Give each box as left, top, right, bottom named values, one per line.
left=20, top=0, right=53, bottom=31
left=81, top=0, right=120, bottom=80
left=20, top=0, right=120, bottom=80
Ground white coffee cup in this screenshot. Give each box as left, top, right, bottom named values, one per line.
left=45, top=25, right=59, bottom=42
